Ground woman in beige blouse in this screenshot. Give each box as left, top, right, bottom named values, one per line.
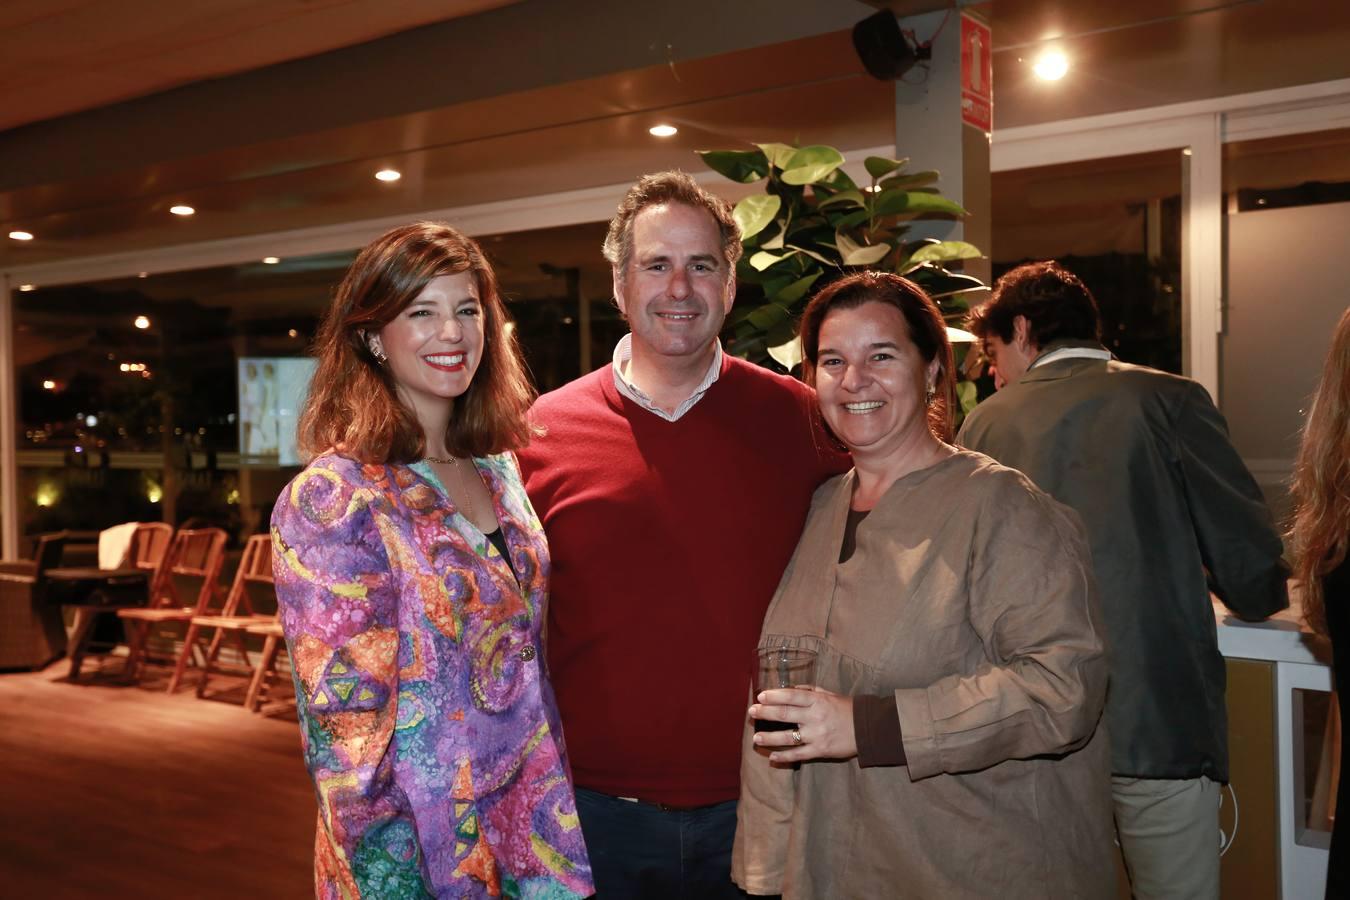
left=732, top=272, right=1115, bottom=899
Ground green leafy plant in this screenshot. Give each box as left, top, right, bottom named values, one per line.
left=698, top=142, right=988, bottom=413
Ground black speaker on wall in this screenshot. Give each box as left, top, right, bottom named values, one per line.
left=852, top=9, right=918, bottom=81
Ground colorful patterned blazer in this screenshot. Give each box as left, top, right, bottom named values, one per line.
left=271, top=452, right=593, bottom=899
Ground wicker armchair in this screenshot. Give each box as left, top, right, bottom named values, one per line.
left=0, top=533, right=69, bottom=670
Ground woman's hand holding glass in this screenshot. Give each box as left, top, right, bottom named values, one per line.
left=750, top=686, right=858, bottom=764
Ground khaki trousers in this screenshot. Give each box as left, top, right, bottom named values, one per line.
left=1112, top=775, right=1221, bottom=900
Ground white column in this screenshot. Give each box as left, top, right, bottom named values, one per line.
left=1183, top=113, right=1223, bottom=402
left=0, top=278, right=19, bottom=558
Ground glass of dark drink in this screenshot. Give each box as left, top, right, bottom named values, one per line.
left=752, top=646, right=818, bottom=732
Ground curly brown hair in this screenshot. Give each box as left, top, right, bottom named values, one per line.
left=1289, top=307, right=1350, bottom=634
left=799, top=271, right=956, bottom=443
left=297, top=221, right=534, bottom=464
left=967, top=260, right=1101, bottom=349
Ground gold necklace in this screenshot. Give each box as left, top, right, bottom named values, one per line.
left=425, top=454, right=474, bottom=522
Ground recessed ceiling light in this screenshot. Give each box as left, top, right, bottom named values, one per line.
left=1033, top=50, right=1069, bottom=81
left=42, top=380, right=56, bottom=390
left=169, top=205, right=195, bottom=216
left=375, top=169, right=402, bottom=182
left=134, top=315, right=151, bottom=329
left=262, top=256, right=280, bottom=264
left=649, top=124, right=678, bottom=138
left=288, top=328, right=299, bottom=338
left=8, top=230, right=34, bottom=241
left=18, top=284, right=36, bottom=292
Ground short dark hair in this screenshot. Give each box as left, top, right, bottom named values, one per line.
left=299, top=221, right=534, bottom=464
left=967, top=261, right=1101, bottom=349
left=602, top=171, right=742, bottom=280
left=800, top=271, right=956, bottom=442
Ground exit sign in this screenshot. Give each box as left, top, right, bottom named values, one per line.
left=961, top=13, right=992, bottom=131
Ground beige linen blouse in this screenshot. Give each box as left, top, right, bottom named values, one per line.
left=732, top=450, right=1115, bottom=899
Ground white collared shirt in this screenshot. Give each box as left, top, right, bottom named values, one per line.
left=611, top=334, right=723, bottom=422
left=1028, top=344, right=1113, bottom=371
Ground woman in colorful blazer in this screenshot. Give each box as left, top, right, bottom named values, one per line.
left=271, top=222, right=593, bottom=899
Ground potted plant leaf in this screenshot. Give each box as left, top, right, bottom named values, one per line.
left=697, top=142, right=988, bottom=415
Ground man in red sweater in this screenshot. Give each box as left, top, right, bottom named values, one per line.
left=517, top=171, right=845, bottom=898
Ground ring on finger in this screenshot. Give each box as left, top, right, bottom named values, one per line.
left=790, top=728, right=804, bottom=746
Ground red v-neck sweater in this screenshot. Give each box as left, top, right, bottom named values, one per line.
left=518, top=355, right=847, bottom=807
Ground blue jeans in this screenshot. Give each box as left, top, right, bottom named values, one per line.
left=575, top=787, right=751, bottom=899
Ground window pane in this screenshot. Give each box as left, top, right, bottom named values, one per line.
left=14, top=254, right=336, bottom=539
left=1221, top=128, right=1350, bottom=517
left=991, top=150, right=1184, bottom=375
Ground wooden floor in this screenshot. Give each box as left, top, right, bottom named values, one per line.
left=0, top=657, right=314, bottom=898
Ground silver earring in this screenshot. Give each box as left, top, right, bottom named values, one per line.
left=369, top=343, right=386, bottom=364
left=924, top=383, right=936, bottom=407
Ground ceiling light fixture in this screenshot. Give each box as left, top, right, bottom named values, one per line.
left=262, top=256, right=280, bottom=264
left=8, top=230, right=34, bottom=241
left=1033, top=49, right=1069, bottom=81
left=18, top=284, right=36, bottom=292
left=42, top=380, right=56, bottom=390
left=134, top=315, right=150, bottom=329
left=375, top=169, right=402, bottom=182
left=137, top=272, right=148, bottom=278
left=649, top=124, right=678, bottom=138
left=169, top=205, right=195, bottom=216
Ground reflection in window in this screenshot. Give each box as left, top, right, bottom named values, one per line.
left=12, top=225, right=628, bottom=543
left=14, top=254, right=340, bottom=541
left=1227, top=127, right=1350, bottom=212
left=991, top=150, right=1184, bottom=376
left=479, top=222, right=621, bottom=392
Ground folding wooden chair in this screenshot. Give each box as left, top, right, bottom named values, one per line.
left=117, top=528, right=227, bottom=689
left=243, top=619, right=290, bottom=713
left=127, top=523, right=174, bottom=583
left=61, top=522, right=174, bottom=680
left=177, top=533, right=275, bottom=700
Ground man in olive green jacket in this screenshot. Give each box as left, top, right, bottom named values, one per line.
left=958, top=261, right=1288, bottom=900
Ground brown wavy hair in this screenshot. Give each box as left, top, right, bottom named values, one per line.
left=1289, top=306, right=1350, bottom=634
left=799, top=271, right=956, bottom=443
left=967, top=260, right=1102, bottom=349
left=297, top=221, right=534, bottom=464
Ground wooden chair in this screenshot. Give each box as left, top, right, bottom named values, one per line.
left=58, top=522, right=175, bottom=680
left=176, top=533, right=275, bottom=700
left=127, top=523, right=174, bottom=586
left=117, top=528, right=227, bottom=688
left=243, top=619, right=290, bottom=713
